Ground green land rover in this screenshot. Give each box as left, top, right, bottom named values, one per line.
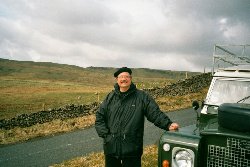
left=158, top=44, right=250, bottom=167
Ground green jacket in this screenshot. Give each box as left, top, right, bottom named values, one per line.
left=95, top=83, right=172, bottom=157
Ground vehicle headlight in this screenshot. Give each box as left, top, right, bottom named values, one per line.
left=172, top=148, right=194, bottom=167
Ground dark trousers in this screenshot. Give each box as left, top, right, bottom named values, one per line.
left=105, top=155, right=141, bottom=167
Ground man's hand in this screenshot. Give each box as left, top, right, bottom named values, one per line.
left=168, top=123, right=179, bottom=131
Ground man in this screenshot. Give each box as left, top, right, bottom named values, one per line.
left=95, top=67, right=179, bottom=167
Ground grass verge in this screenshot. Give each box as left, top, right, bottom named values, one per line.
left=0, top=115, right=95, bottom=145
left=50, top=145, right=158, bottom=167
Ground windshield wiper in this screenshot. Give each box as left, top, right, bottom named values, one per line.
left=237, top=95, right=250, bottom=103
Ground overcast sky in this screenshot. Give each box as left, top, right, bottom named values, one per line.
left=0, top=0, right=249, bottom=72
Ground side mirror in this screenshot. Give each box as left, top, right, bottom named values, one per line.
left=192, top=101, right=199, bottom=110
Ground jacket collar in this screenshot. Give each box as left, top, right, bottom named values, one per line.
left=114, top=82, right=136, bottom=96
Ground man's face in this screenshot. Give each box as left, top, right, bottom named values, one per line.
left=116, top=72, right=132, bottom=90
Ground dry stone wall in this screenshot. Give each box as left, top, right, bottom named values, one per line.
left=144, top=72, right=212, bottom=98
left=0, top=102, right=99, bottom=130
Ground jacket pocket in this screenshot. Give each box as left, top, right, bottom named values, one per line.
left=121, top=134, right=143, bottom=156
left=103, top=134, right=117, bottom=155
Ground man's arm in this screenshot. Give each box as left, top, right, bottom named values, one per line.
left=143, top=93, right=179, bottom=131
left=95, top=101, right=109, bottom=138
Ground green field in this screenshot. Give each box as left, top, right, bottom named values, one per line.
left=0, top=58, right=200, bottom=119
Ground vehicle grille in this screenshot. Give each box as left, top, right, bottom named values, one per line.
left=207, top=137, right=250, bottom=167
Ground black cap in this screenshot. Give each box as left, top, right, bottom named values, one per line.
left=114, top=67, right=132, bottom=77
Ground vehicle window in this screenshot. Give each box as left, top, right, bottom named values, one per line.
left=207, top=79, right=250, bottom=106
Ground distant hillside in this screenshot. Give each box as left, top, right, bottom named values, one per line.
left=0, top=58, right=200, bottom=84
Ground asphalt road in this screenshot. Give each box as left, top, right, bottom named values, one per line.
left=0, top=108, right=197, bottom=167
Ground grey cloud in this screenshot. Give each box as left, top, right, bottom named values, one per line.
left=0, top=0, right=249, bottom=72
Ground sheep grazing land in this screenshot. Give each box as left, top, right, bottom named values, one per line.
left=0, top=73, right=212, bottom=130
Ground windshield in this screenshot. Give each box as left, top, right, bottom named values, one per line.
left=207, top=78, right=250, bottom=106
